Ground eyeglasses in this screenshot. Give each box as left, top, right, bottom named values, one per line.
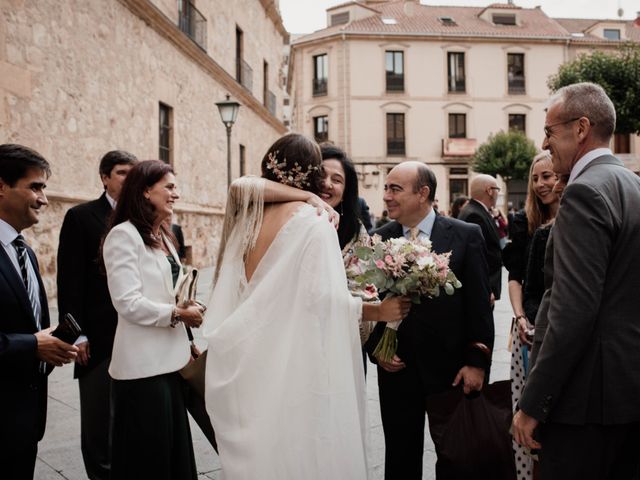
left=543, top=117, right=591, bottom=138
left=489, top=187, right=501, bottom=192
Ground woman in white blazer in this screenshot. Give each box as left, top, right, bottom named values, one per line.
left=103, top=160, right=203, bottom=480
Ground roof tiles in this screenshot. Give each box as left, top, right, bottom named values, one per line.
left=294, top=1, right=640, bottom=45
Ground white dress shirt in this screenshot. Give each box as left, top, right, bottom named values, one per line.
left=0, top=218, right=42, bottom=327
left=402, top=208, right=436, bottom=240
left=568, top=148, right=613, bottom=185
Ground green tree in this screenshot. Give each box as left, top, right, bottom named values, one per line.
left=473, top=130, right=537, bottom=182
left=547, top=44, right=640, bottom=135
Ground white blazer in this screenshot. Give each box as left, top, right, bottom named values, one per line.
left=103, top=221, right=190, bottom=380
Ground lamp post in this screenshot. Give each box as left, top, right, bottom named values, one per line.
left=215, top=94, right=241, bottom=188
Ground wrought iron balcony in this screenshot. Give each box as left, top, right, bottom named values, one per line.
left=178, top=1, right=207, bottom=51
left=387, top=140, right=406, bottom=156
left=267, top=90, right=277, bottom=116
left=313, top=78, right=328, bottom=96
left=238, top=59, right=253, bottom=93
left=386, top=74, right=404, bottom=92
left=508, top=77, right=526, bottom=94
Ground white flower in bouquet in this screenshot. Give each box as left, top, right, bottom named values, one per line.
left=346, top=235, right=462, bottom=362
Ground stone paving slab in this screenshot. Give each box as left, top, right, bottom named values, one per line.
left=36, top=268, right=511, bottom=479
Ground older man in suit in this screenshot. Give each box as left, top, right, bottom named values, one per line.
left=0, top=144, right=78, bottom=479
left=57, top=150, right=136, bottom=480
left=366, top=161, right=494, bottom=480
left=458, top=174, right=502, bottom=303
left=513, top=83, right=640, bottom=479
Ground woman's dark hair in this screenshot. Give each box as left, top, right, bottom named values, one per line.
left=260, top=133, right=323, bottom=195
left=107, top=160, right=175, bottom=249
left=450, top=195, right=469, bottom=219
left=320, top=143, right=360, bottom=249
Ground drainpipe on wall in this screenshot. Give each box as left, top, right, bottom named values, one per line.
left=342, top=30, right=348, bottom=152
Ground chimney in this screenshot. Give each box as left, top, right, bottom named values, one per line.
left=404, top=0, right=417, bottom=17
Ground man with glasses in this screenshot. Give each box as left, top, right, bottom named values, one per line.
left=513, top=82, right=640, bottom=479
left=459, top=174, right=503, bottom=304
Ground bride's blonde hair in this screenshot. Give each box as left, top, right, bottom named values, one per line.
left=214, top=134, right=323, bottom=283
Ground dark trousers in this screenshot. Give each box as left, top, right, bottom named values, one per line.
left=539, top=422, right=640, bottom=480
left=0, top=442, right=37, bottom=480
left=378, top=364, right=428, bottom=480
left=110, top=372, right=197, bottom=480
left=78, top=358, right=112, bottom=480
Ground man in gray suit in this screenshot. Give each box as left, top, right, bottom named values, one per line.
left=512, top=83, right=640, bottom=479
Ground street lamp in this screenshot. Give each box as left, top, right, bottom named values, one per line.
left=215, top=94, right=241, bottom=188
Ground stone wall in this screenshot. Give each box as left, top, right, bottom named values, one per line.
left=1, top=0, right=287, bottom=299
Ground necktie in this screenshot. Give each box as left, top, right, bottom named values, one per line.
left=408, top=227, right=420, bottom=241
left=13, top=235, right=41, bottom=330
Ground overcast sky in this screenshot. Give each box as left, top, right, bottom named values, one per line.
left=279, top=0, right=638, bottom=34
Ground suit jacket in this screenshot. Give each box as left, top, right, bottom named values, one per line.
left=365, top=215, right=494, bottom=391
left=520, top=155, right=640, bottom=425
left=103, top=221, right=190, bottom=380
left=0, top=243, right=50, bottom=448
left=458, top=199, right=503, bottom=299
left=57, top=193, right=117, bottom=378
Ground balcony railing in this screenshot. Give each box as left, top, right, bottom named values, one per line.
left=508, top=77, right=526, bottom=94
left=314, top=131, right=328, bottom=143
left=442, top=138, right=477, bottom=158
left=387, top=140, right=406, bottom=156
left=178, top=1, right=207, bottom=51
left=239, top=59, right=253, bottom=93
left=386, top=74, right=404, bottom=92
left=313, top=78, right=328, bottom=96
left=267, top=90, right=277, bottom=116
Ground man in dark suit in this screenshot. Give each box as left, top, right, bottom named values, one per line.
left=358, top=196, right=373, bottom=232
left=366, top=161, right=494, bottom=480
left=458, top=174, right=502, bottom=302
left=513, top=82, right=640, bottom=479
left=0, top=144, right=78, bottom=479
left=57, top=150, right=136, bottom=480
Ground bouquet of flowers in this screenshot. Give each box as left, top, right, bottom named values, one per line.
left=345, top=234, right=462, bottom=362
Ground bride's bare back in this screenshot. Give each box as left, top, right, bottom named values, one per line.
left=244, top=201, right=305, bottom=282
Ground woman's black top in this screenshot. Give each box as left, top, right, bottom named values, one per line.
left=522, top=224, right=552, bottom=325
left=502, top=210, right=531, bottom=283
left=167, top=255, right=180, bottom=288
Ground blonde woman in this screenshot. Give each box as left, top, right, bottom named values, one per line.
left=503, top=152, right=560, bottom=480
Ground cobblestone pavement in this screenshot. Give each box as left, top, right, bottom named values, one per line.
left=36, top=269, right=512, bottom=479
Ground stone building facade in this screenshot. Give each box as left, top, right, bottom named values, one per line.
left=290, top=0, right=640, bottom=216
left=1, top=0, right=288, bottom=296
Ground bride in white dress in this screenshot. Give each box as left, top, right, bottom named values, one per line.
left=203, top=133, right=368, bottom=479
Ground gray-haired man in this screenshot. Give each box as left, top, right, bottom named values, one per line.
left=513, top=83, right=640, bottom=479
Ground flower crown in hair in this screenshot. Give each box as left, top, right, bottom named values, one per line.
left=265, top=151, right=320, bottom=189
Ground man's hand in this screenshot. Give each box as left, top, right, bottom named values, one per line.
left=490, top=292, right=496, bottom=307
left=512, top=410, right=541, bottom=450
left=35, top=328, right=78, bottom=367
left=377, top=354, right=406, bottom=373
left=75, top=341, right=90, bottom=366
left=377, top=296, right=412, bottom=322
left=452, top=365, right=485, bottom=394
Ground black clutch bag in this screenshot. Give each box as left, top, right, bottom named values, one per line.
left=52, top=313, right=83, bottom=345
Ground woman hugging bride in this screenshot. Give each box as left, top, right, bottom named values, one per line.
left=203, top=133, right=369, bottom=479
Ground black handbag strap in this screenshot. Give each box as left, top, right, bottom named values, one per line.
left=185, top=325, right=194, bottom=342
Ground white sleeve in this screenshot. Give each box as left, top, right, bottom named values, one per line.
left=103, top=226, right=174, bottom=327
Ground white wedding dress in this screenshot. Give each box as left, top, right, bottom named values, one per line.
left=203, top=178, right=368, bottom=480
